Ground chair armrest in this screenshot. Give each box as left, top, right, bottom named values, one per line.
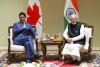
left=8, top=36, right=12, bottom=39
left=35, top=39, right=39, bottom=52
left=88, top=36, right=93, bottom=51
left=8, top=36, right=11, bottom=53
left=84, top=36, right=92, bottom=50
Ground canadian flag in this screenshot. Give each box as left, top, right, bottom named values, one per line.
left=27, top=0, right=42, bottom=38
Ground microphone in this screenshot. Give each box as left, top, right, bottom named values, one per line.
left=23, top=22, right=26, bottom=28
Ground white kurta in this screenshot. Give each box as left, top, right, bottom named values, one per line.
left=62, top=24, right=85, bottom=58
left=62, top=43, right=83, bottom=57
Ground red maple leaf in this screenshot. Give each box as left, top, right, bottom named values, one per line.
left=27, top=3, right=41, bottom=26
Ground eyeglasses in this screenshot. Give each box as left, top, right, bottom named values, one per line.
left=70, top=18, right=78, bottom=21
left=70, top=19, right=75, bottom=20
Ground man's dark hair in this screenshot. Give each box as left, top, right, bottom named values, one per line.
left=19, top=12, right=26, bottom=18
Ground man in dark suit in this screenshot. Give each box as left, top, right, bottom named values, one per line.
left=13, top=12, right=42, bottom=63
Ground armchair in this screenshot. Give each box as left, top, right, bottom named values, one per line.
left=80, top=23, right=93, bottom=62
left=7, top=26, right=39, bottom=63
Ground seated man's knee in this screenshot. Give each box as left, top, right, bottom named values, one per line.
left=24, top=42, right=29, bottom=47
left=26, top=36, right=32, bottom=41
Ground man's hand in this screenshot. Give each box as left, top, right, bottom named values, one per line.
left=66, top=38, right=73, bottom=43
left=22, top=26, right=26, bottom=30
left=35, top=35, right=40, bottom=40
left=35, top=35, right=41, bottom=42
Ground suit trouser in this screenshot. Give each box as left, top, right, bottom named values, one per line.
left=16, top=36, right=37, bottom=58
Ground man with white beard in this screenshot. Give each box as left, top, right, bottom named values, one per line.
left=62, top=14, right=85, bottom=65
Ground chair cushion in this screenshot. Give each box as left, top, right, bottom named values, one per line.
left=11, top=45, right=25, bottom=52
left=80, top=48, right=88, bottom=52
left=84, top=27, right=92, bottom=50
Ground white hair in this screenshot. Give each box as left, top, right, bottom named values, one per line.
left=70, top=14, right=78, bottom=19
